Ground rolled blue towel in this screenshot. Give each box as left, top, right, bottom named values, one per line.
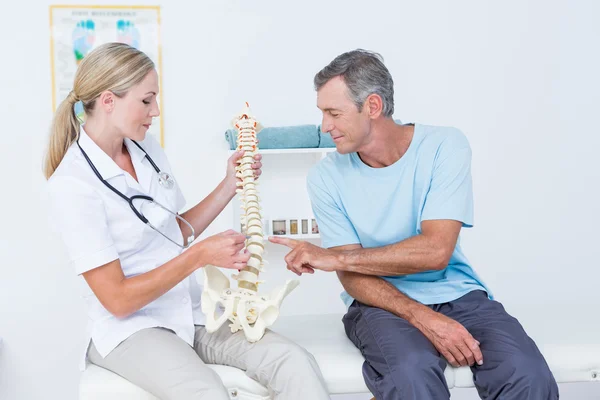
left=225, top=125, right=320, bottom=150
left=225, top=129, right=237, bottom=150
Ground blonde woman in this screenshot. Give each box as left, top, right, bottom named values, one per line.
left=45, top=43, right=328, bottom=400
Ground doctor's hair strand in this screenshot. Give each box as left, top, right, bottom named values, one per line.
left=44, top=42, right=155, bottom=179
left=44, top=94, right=80, bottom=179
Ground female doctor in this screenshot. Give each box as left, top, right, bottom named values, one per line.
left=44, top=43, right=329, bottom=400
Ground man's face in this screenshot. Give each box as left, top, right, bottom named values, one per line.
left=317, top=76, right=371, bottom=154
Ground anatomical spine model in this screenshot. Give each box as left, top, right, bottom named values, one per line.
left=201, top=103, right=299, bottom=342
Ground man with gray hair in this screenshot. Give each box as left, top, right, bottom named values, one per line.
left=269, top=50, right=558, bottom=399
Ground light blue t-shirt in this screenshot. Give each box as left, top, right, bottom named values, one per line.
left=307, top=123, right=492, bottom=307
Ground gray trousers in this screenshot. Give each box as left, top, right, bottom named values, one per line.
left=343, top=290, right=559, bottom=400
left=88, top=324, right=329, bottom=400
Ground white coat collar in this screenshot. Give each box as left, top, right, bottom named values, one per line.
left=124, top=138, right=148, bottom=167
left=124, top=138, right=153, bottom=192
left=77, top=126, right=123, bottom=180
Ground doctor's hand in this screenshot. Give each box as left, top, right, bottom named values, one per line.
left=224, top=150, right=262, bottom=193
left=413, top=309, right=483, bottom=368
left=197, top=230, right=250, bottom=270
left=268, top=236, right=344, bottom=275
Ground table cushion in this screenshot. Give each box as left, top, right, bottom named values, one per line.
left=80, top=313, right=600, bottom=398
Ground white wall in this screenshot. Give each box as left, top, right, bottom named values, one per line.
left=1, top=0, right=599, bottom=399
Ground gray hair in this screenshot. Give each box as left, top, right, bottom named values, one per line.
left=314, top=49, right=394, bottom=117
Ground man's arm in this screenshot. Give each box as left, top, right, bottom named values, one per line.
left=270, top=219, right=462, bottom=276
left=334, top=244, right=425, bottom=323
left=340, top=219, right=462, bottom=276
left=268, top=236, right=484, bottom=368
left=334, top=243, right=483, bottom=368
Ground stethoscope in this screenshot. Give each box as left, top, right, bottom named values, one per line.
left=77, top=139, right=195, bottom=249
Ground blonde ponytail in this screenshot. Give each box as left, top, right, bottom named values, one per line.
left=43, top=42, right=155, bottom=179
left=44, top=91, right=81, bottom=179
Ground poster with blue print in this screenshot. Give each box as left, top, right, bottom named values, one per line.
left=49, top=6, right=164, bottom=146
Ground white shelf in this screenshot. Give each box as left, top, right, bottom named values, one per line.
left=228, top=148, right=335, bottom=155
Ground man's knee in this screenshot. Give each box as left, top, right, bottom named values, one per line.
left=394, top=350, right=447, bottom=385
left=364, top=350, right=449, bottom=400
left=495, top=353, right=558, bottom=397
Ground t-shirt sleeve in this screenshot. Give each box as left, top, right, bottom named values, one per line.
left=47, top=176, right=119, bottom=275
left=307, top=166, right=360, bottom=248
left=421, top=131, right=474, bottom=227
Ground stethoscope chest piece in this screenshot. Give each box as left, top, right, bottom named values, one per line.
left=158, top=171, right=175, bottom=189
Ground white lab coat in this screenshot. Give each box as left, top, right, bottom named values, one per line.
left=48, top=127, right=206, bottom=370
